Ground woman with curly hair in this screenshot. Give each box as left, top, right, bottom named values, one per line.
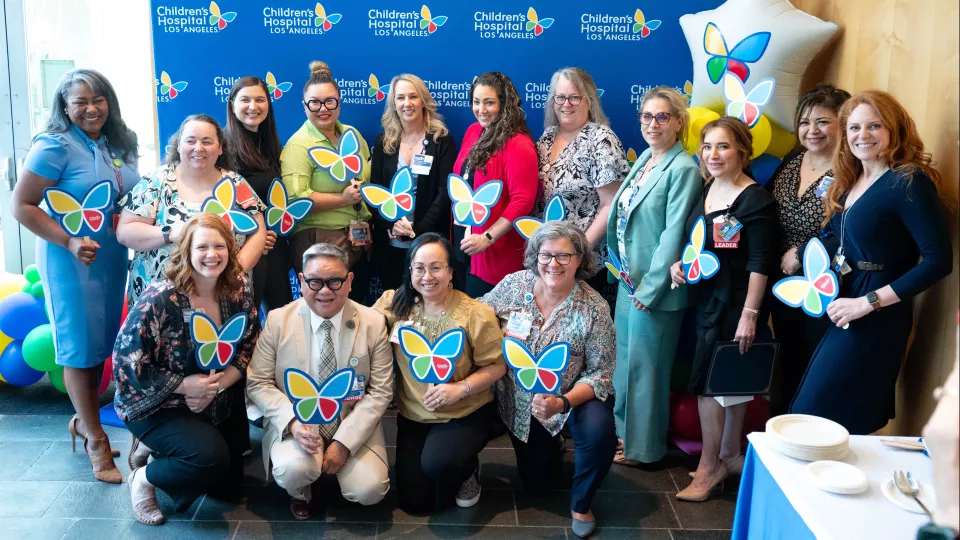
left=452, top=72, right=539, bottom=297
left=789, top=90, right=952, bottom=434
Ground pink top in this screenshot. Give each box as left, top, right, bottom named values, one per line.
left=454, top=123, right=539, bottom=285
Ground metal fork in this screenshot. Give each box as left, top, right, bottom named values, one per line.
left=893, top=470, right=934, bottom=521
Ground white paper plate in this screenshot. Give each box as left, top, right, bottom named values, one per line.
left=767, top=415, right=850, bottom=448
left=804, top=461, right=868, bottom=495
left=766, top=431, right=849, bottom=462
left=881, top=478, right=936, bottom=514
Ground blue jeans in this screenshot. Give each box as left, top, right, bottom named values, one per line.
left=508, top=398, right=617, bottom=513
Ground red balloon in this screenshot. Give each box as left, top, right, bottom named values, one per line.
left=99, top=355, right=113, bottom=395
left=670, top=391, right=702, bottom=440
left=744, top=397, right=771, bottom=435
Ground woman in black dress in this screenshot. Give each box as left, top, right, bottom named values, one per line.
left=670, top=117, right=778, bottom=502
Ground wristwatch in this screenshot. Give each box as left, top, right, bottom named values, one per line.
left=559, top=395, right=571, bottom=415
left=866, top=291, right=881, bottom=311
left=161, top=225, right=172, bottom=244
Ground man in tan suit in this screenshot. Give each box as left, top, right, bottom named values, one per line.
left=247, top=243, right=393, bottom=519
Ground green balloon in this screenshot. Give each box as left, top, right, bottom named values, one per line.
left=24, top=265, right=40, bottom=284
left=21, top=283, right=31, bottom=294
left=30, top=282, right=44, bottom=299
left=22, top=324, right=57, bottom=372
left=49, top=368, right=67, bottom=393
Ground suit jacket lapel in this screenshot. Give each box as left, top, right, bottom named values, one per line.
left=337, top=301, right=360, bottom=370
left=628, top=142, right=685, bottom=214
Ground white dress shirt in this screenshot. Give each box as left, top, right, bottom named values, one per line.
left=309, top=308, right=344, bottom=376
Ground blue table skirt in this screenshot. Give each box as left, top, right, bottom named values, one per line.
left=732, top=443, right=815, bottom=540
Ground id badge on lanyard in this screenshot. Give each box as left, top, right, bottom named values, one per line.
left=712, top=215, right=742, bottom=249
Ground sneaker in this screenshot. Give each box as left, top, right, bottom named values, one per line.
left=455, top=465, right=481, bottom=508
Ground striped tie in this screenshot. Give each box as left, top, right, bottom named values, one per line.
left=316, top=319, right=340, bottom=441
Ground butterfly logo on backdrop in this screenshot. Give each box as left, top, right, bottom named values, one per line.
left=361, top=167, right=416, bottom=222
left=308, top=129, right=364, bottom=183
left=772, top=239, right=839, bottom=318
left=398, top=327, right=465, bottom=384
left=683, top=80, right=694, bottom=100
left=447, top=175, right=503, bottom=227
left=43, top=180, right=112, bottom=237
left=703, top=22, right=771, bottom=84
left=514, top=194, right=566, bottom=240
left=201, top=178, right=260, bottom=234
left=158, top=71, right=188, bottom=99
left=722, top=73, right=775, bottom=128
left=526, top=7, right=554, bottom=36
left=502, top=338, right=569, bottom=394
left=604, top=245, right=636, bottom=296
left=367, top=74, right=390, bottom=102
left=266, top=179, right=313, bottom=236
left=285, top=367, right=355, bottom=424
left=633, top=9, right=661, bottom=38
left=420, top=5, right=448, bottom=34
left=626, top=148, right=638, bottom=167
left=208, top=1, right=237, bottom=30
left=314, top=3, right=342, bottom=31
left=191, top=312, right=247, bottom=371
left=265, top=72, right=293, bottom=100
left=682, top=216, right=720, bottom=284
left=597, top=89, right=605, bottom=97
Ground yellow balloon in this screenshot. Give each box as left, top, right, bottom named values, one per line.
left=0, top=277, right=28, bottom=301
left=766, top=123, right=799, bottom=158
left=750, top=115, right=772, bottom=158
left=684, top=107, right=721, bottom=155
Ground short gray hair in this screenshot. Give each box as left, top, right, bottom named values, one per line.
left=302, top=243, right=349, bottom=272
left=544, top=67, right=608, bottom=129
left=523, top=221, right=597, bottom=280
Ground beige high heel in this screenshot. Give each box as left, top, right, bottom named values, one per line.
left=68, top=415, right=119, bottom=457
left=676, top=461, right=728, bottom=502
left=68, top=415, right=121, bottom=483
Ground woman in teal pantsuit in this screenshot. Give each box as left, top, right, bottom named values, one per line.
left=606, top=87, right=702, bottom=464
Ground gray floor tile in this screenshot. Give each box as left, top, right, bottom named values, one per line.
left=591, top=529, right=673, bottom=540
left=377, top=524, right=567, bottom=540
left=479, top=448, right=521, bottom=490
left=670, top=490, right=738, bottom=529
left=0, top=441, right=52, bottom=480
left=603, top=461, right=680, bottom=493
left=0, top=414, right=130, bottom=442
left=669, top=530, right=732, bottom=540
left=193, top=482, right=301, bottom=522
left=515, top=491, right=679, bottom=529
left=42, top=480, right=201, bottom=520
left=323, top=487, right=424, bottom=525
left=20, top=441, right=132, bottom=482
left=0, top=480, right=70, bottom=517
left=234, top=521, right=377, bottom=540
left=0, top=517, right=77, bottom=539
left=60, top=518, right=238, bottom=540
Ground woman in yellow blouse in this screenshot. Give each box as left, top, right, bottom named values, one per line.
left=373, top=233, right=506, bottom=514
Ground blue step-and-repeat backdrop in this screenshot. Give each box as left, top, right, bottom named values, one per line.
left=151, top=0, right=722, bottom=159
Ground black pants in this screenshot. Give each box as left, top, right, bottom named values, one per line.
left=465, top=275, right=495, bottom=299
left=253, top=237, right=293, bottom=312
left=394, top=402, right=495, bottom=514
left=769, top=298, right=831, bottom=415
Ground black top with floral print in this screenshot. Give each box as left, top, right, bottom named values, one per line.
left=768, top=151, right=830, bottom=256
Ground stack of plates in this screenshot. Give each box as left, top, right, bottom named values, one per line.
left=766, top=414, right=850, bottom=461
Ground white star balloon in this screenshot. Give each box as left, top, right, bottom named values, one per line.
left=679, top=0, right=838, bottom=132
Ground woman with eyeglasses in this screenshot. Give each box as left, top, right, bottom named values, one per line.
left=481, top=221, right=616, bottom=538
left=537, top=68, right=629, bottom=310
left=606, top=86, right=702, bottom=466
left=281, top=61, right=373, bottom=304
left=373, top=233, right=506, bottom=514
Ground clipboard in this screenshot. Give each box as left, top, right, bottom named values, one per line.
left=703, top=340, right=779, bottom=397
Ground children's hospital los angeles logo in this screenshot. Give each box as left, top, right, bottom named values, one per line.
left=368, top=5, right=447, bottom=37
left=155, top=1, right=237, bottom=33
left=336, top=74, right=388, bottom=106
left=156, top=71, right=188, bottom=102
left=211, top=72, right=293, bottom=103
left=581, top=9, right=661, bottom=41
left=474, top=7, right=553, bottom=39
left=263, top=2, right=341, bottom=35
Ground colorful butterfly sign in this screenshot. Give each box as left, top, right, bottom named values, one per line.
left=514, top=194, right=566, bottom=240
left=526, top=7, right=554, bottom=36
left=772, top=238, right=839, bottom=318
left=190, top=312, right=248, bottom=371
left=308, top=129, right=364, bottom=183
left=502, top=337, right=569, bottom=394
left=448, top=174, right=503, bottom=227
left=605, top=245, right=636, bottom=296
left=633, top=9, right=661, bottom=38
left=201, top=178, right=260, bottom=234
left=265, top=179, right=313, bottom=236
left=722, top=73, right=775, bottom=128
left=43, top=180, right=113, bottom=237
left=682, top=216, right=720, bottom=284
left=360, top=167, right=416, bottom=222
left=284, top=367, right=355, bottom=424
left=398, top=327, right=464, bottom=384
left=419, top=5, right=447, bottom=33
left=314, top=3, right=342, bottom=31
left=209, top=1, right=237, bottom=30
left=703, top=22, right=771, bottom=84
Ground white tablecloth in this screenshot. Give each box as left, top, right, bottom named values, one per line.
left=747, top=432, right=931, bottom=539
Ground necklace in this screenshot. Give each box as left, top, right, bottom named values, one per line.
left=401, top=130, right=426, bottom=149
left=807, top=154, right=830, bottom=171
left=416, top=289, right=454, bottom=341
left=706, top=173, right=744, bottom=213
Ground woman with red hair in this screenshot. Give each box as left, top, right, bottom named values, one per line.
left=790, top=90, right=952, bottom=434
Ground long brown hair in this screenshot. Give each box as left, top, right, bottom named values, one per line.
left=224, top=77, right=282, bottom=174
left=464, top=72, right=530, bottom=173
left=825, top=90, right=945, bottom=222
left=697, top=117, right=753, bottom=180
left=165, top=213, right=243, bottom=297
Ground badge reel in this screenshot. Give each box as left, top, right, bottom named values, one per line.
left=504, top=311, right=534, bottom=340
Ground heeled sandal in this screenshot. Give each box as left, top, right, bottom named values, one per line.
left=687, top=454, right=745, bottom=478
left=676, top=461, right=728, bottom=502
left=68, top=415, right=121, bottom=483
left=129, top=467, right=165, bottom=525
left=68, top=415, right=119, bottom=457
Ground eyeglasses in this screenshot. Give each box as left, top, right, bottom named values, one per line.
left=303, top=276, right=348, bottom=291
left=554, top=94, right=584, bottom=106
left=537, top=252, right=576, bottom=265
left=640, top=112, right=674, bottom=125
left=410, top=264, right=450, bottom=277
left=303, top=98, right=340, bottom=112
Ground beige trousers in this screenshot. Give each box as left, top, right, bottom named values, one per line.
left=270, top=437, right=389, bottom=505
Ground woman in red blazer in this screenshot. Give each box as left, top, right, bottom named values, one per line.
left=453, top=72, right=539, bottom=297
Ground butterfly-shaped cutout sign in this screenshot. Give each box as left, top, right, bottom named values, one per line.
left=772, top=238, right=839, bottom=318
left=448, top=174, right=503, bottom=227
left=502, top=337, right=569, bottom=394
left=201, top=178, right=260, bottom=234
left=308, top=129, right=364, bottom=184
left=682, top=216, right=721, bottom=284
left=360, top=167, right=416, bottom=222
left=397, top=327, right=464, bottom=384
left=514, top=194, right=566, bottom=240
left=633, top=9, right=661, bottom=38
left=605, top=245, right=636, bottom=296
left=722, top=73, right=775, bottom=128
left=266, top=179, right=313, bottom=236
left=703, top=21, right=771, bottom=84
left=190, top=312, right=248, bottom=371
left=284, top=367, right=355, bottom=424
left=43, top=180, right=113, bottom=237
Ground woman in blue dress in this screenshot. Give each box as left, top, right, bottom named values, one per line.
left=790, top=90, right=953, bottom=434
left=11, top=69, right=140, bottom=483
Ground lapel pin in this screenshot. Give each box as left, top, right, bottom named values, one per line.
left=346, top=319, right=356, bottom=330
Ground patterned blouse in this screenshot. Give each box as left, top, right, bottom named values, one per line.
left=113, top=277, right=260, bottom=423
left=481, top=270, right=616, bottom=442
left=769, top=151, right=830, bottom=257
left=614, top=163, right=656, bottom=276
left=120, top=165, right=266, bottom=308
left=537, top=123, right=630, bottom=271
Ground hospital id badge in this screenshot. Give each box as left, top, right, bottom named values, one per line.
left=344, top=375, right=365, bottom=402
left=713, top=216, right=741, bottom=249
left=815, top=176, right=835, bottom=198
left=411, top=154, right=433, bottom=176
left=235, top=180, right=257, bottom=209
left=348, top=220, right=371, bottom=246
left=504, top=311, right=534, bottom=340
left=832, top=249, right=852, bottom=275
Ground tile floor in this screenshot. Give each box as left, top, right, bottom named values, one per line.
left=0, top=380, right=738, bottom=539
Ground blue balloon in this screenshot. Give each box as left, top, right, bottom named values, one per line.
left=751, top=153, right=783, bottom=186
left=0, top=291, right=48, bottom=340
left=0, top=341, right=44, bottom=386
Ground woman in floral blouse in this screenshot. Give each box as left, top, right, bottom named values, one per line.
left=113, top=213, right=261, bottom=525
left=482, top=221, right=616, bottom=539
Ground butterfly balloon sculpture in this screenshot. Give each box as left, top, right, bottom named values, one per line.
left=398, top=327, right=464, bottom=384
left=308, top=129, right=364, bottom=183
left=604, top=245, right=636, bottom=296
left=265, top=179, right=313, bottom=236
left=513, top=194, right=566, bottom=240
left=190, top=312, right=248, bottom=372
left=360, top=167, right=416, bottom=221
left=284, top=367, right=355, bottom=424
left=447, top=174, right=503, bottom=227
left=201, top=178, right=260, bottom=234
left=703, top=22, right=771, bottom=84
left=681, top=216, right=720, bottom=284
left=772, top=238, right=839, bottom=318
left=722, top=73, right=775, bottom=128
left=43, top=180, right=112, bottom=238
left=502, top=338, right=570, bottom=394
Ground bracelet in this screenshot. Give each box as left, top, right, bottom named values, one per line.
left=461, top=379, right=472, bottom=396
left=741, top=307, right=759, bottom=319
left=559, top=395, right=571, bottom=415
